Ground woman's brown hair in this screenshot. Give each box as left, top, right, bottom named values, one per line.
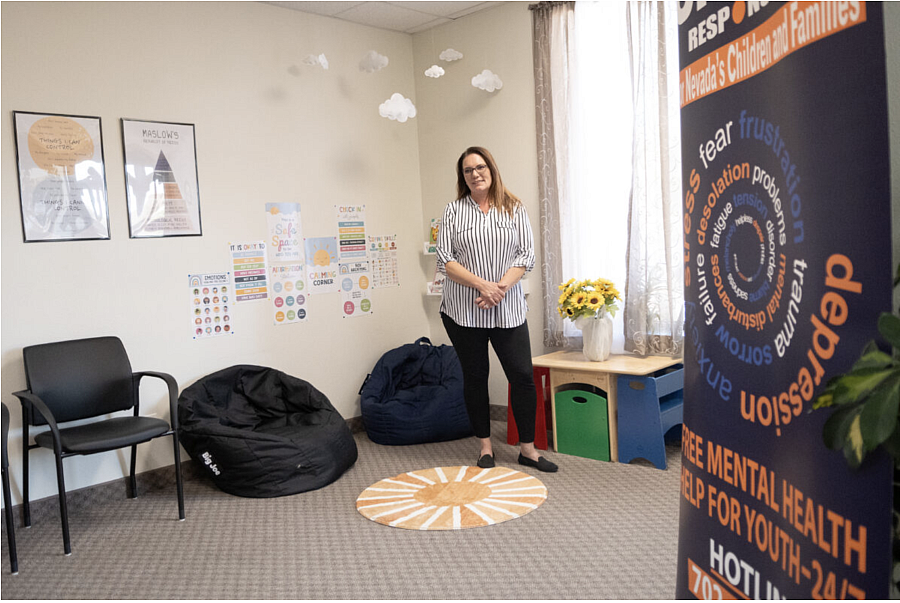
left=456, top=146, right=521, bottom=217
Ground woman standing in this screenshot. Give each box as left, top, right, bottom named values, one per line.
left=436, top=146, right=558, bottom=473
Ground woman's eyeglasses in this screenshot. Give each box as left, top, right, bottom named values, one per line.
left=463, top=164, right=489, bottom=177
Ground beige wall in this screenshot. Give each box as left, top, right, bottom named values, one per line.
left=1, top=1, right=433, bottom=504
left=412, top=1, right=545, bottom=411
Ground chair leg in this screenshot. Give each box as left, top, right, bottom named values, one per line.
left=2, top=466, right=17, bottom=574
left=53, top=454, right=71, bottom=556
left=129, top=444, right=138, bottom=499
left=21, top=421, right=30, bottom=528
left=172, top=434, right=185, bottom=521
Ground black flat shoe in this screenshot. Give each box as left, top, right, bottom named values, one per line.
left=518, top=453, right=558, bottom=473
left=477, top=453, right=495, bottom=469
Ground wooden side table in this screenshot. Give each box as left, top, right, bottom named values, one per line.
left=531, top=351, right=683, bottom=462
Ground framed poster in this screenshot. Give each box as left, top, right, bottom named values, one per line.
left=12, top=111, right=110, bottom=242
left=121, top=119, right=201, bottom=238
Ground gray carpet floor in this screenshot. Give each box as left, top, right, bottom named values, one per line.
left=1, top=421, right=682, bottom=599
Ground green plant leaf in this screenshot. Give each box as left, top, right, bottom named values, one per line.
left=850, top=344, right=894, bottom=371
left=823, top=404, right=859, bottom=450
left=878, top=312, right=900, bottom=350
left=858, top=373, right=900, bottom=450
left=831, top=367, right=894, bottom=405
left=881, top=425, right=900, bottom=466
left=813, top=391, right=834, bottom=409
left=843, top=412, right=865, bottom=468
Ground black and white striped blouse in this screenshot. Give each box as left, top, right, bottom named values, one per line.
left=435, top=196, right=535, bottom=328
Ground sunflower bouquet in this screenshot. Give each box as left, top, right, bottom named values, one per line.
left=557, top=278, right=621, bottom=321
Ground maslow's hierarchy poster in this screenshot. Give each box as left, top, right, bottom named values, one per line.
left=122, top=120, right=202, bottom=237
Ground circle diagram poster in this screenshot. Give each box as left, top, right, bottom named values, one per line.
left=675, top=2, right=892, bottom=599
left=13, top=112, right=110, bottom=241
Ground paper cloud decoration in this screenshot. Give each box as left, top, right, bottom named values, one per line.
left=359, top=50, right=389, bottom=73
left=471, top=69, right=503, bottom=92
left=425, top=65, right=445, bottom=78
left=440, top=48, right=464, bottom=62
left=379, top=93, right=417, bottom=123
left=303, top=53, right=329, bottom=69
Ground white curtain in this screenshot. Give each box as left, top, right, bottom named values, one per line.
left=623, top=1, right=684, bottom=356
left=531, top=1, right=576, bottom=348
left=533, top=0, right=683, bottom=356
left=567, top=0, right=633, bottom=352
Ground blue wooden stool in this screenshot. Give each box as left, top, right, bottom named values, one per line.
left=616, top=365, right=684, bottom=470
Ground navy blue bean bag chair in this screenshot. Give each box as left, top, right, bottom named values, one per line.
left=360, top=337, right=473, bottom=445
left=178, top=365, right=357, bottom=497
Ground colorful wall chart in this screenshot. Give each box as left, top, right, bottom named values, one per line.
left=229, top=241, right=269, bottom=302
left=339, top=260, right=372, bottom=317
left=336, top=205, right=367, bottom=262
left=675, top=2, right=892, bottom=599
left=266, top=202, right=304, bottom=263
left=368, top=234, right=400, bottom=288
left=270, top=263, right=307, bottom=325
left=188, top=273, right=233, bottom=339
left=304, top=236, right=339, bottom=294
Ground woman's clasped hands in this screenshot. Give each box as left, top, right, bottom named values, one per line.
left=475, top=281, right=508, bottom=310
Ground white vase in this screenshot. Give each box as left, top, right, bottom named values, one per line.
left=576, top=314, right=613, bottom=362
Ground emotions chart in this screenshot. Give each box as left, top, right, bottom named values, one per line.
left=189, top=273, right=233, bottom=339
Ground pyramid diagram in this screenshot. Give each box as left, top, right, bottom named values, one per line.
left=151, top=151, right=189, bottom=215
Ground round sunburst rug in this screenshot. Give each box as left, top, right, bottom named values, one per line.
left=356, top=465, right=547, bottom=530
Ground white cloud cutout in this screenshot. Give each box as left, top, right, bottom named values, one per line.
left=440, top=48, right=464, bottom=62
left=303, top=53, right=329, bottom=69
left=471, top=69, right=503, bottom=92
left=425, top=65, right=445, bottom=78
left=379, top=93, right=417, bottom=123
left=359, top=50, right=389, bottom=73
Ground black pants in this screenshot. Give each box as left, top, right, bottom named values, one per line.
left=441, top=313, right=537, bottom=443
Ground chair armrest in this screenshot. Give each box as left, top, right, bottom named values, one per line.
left=11, top=389, right=63, bottom=451
left=133, top=371, right=180, bottom=430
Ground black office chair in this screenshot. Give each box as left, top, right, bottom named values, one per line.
left=2, top=403, right=17, bottom=574
left=13, top=336, right=184, bottom=555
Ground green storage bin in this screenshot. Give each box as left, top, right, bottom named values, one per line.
left=555, top=385, right=610, bottom=462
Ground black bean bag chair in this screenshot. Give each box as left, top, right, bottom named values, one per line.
left=359, top=337, right=473, bottom=445
left=178, top=365, right=357, bottom=497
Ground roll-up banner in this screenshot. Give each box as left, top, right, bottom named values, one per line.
left=675, top=2, right=892, bottom=599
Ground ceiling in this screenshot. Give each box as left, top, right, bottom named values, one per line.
left=261, top=1, right=505, bottom=34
